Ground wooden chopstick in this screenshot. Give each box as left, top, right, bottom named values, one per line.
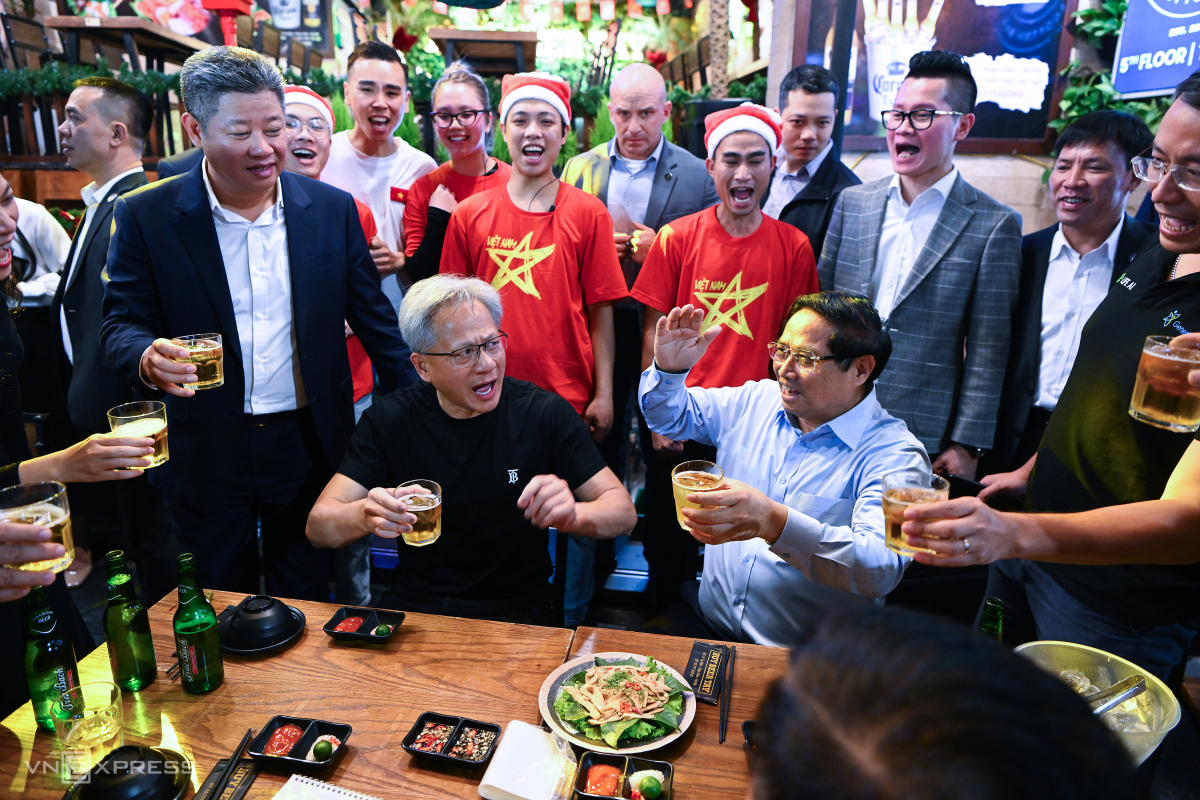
left=719, top=646, right=736, bottom=744
left=211, top=728, right=253, bottom=800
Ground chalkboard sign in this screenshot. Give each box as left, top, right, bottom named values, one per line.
left=798, top=0, right=1078, bottom=154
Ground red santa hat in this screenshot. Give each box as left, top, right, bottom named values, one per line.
left=704, top=102, right=783, bottom=159
left=499, top=72, right=572, bottom=124
left=283, top=85, right=334, bottom=131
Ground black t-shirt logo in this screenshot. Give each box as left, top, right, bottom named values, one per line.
left=507, top=469, right=519, bottom=484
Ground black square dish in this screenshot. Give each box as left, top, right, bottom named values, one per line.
left=576, top=752, right=627, bottom=800
left=401, top=712, right=501, bottom=767
left=443, top=718, right=501, bottom=766
left=322, top=606, right=405, bottom=642
left=247, top=715, right=351, bottom=769
left=625, top=757, right=673, bottom=799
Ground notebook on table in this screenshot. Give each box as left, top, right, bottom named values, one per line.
left=271, top=774, right=385, bottom=800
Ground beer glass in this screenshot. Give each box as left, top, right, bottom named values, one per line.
left=51, top=681, right=123, bottom=778
left=1129, top=335, right=1200, bottom=432
left=882, top=470, right=950, bottom=556
left=399, top=480, right=442, bottom=547
left=0, top=481, right=72, bottom=573
left=172, top=333, right=224, bottom=389
left=671, top=461, right=724, bottom=531
left=107, top=402, right=169, bottom=468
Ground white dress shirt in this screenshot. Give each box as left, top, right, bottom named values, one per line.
left=639, top=365, right=929, bottom=646
left=60, top=167, right=144, bottom=363
left=606, top=135, right=664, bottom=228
left=201, top=160, right=306, bottom=415
left=762, top=140, right=832, bottom=220
left=1035, top=221, right=1123, bottom=410
left=871, top=168, right=960, bottom=321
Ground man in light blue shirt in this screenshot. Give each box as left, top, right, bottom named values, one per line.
left=639, top=291, right=929, bottom=646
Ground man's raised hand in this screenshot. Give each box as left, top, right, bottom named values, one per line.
left=654, top=304, right=720, bottom=373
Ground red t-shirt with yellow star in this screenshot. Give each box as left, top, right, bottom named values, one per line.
left=632, top=206, right=818, bottom=389
left=440, top=181, right=628, bottom=413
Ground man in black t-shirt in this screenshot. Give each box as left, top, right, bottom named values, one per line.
left=887, top=75, right=1200, bottom=681
left=306, top=276, right=637, bottom=625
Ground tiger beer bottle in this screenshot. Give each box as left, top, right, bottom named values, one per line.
left=103, top=550, right=157, bottom=691
left=172, top=554, right=223, bottom=694
left=24, top=585, right=82, bottom=730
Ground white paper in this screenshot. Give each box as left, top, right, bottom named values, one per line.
left=479, top=721, right=571, bottom=800
left=964, top=53, right=1051, bottom=113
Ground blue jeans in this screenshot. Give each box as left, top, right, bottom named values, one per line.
left=984, top=559, right=1197, bottom=682
left=564, top=533, right=597, bottom=628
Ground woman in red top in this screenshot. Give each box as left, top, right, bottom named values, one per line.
left=404, top=61, right=511, bottom=281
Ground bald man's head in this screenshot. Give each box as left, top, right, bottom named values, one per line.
left=608, top=63, right=671, bottom=160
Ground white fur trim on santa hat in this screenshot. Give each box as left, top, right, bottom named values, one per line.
left=283, top=86, right=334, bottom=131
left=706, top=114, right=781, bottom=159
left=500, top=85, right=570, bottom=124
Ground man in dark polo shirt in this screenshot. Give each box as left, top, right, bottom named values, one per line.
left=305, top=275, right=637, bottom=625
left=892, top=72, right=1200, bottom=681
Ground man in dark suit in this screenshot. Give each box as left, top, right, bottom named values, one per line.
left=52, top=77, right=182, bottom=601
left=153, top=147, right=203, bottom=180
left=100, top=47, right=410, bottom=601
left=983, top=111, right=1155, bottom=482
left=560, top=63, right=718, bottom=624
left=762, top=65, right=862, bottom=260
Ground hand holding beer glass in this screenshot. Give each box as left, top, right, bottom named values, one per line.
left=882, top=469, right=949, bottom=555
left=171, top=334, right=224, bottom=389
left=672, top=461, right=725, bottom=531
left=1129, top=335, right=1200, bottom=432
left=0, top=482, right=73, bottom=574
left=396, top=479, right=442, bottom=547
left=107, top=402, right=169, bottom=468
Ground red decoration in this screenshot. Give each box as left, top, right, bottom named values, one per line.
left=551, top=0, right=564, bottom=20
left=740, top=0, right=757, bottom=24
left=390, top=187, right=409, bottom=203
left=200, top=0, right=252, bottom=47
left=626, top=0, right=641, bottom=15
left=519, top=0, right=531, bottom=17
left=655, top=0, right=669, bottom=12
left=392, top=25, right=418, bottom=52
left=432, top=0, right=448, bottom=13
left=644, top=48, right=666, bottom=67
left=576, top=0, right=591, bottom=20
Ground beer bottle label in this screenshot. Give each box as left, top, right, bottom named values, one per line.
left=31, top=608, right=56, bottom=635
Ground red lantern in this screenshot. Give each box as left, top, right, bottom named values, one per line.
left=432, top=0, right=448, bottom=13
left=656, top=0, right=669, bottom=12
left=551, top=0, right=564, bottom=20
left=627, top=0, right=641, bottom=15
left=576, top=0, right=591, bottom=20
left=200, top=0, right=251, bottom=47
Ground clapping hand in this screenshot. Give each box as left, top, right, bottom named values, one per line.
left=654, top=304, right=721, bottom=374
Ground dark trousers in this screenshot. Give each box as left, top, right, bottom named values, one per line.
left=638, top=580, right=723, bottom=639
left=166, top=408, right=334, bottom=602
left=982, top=559, right=1197, bottom=682
left=640, top=421, right=714, bottom=612
left=71, top=475, right=180, bottom=605
left=1012, top=406, right=1053, bottom=472
left=595, top=306, right=643, bottom=480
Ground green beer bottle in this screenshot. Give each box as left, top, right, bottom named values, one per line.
left=979, top=597, right=1004, bottom=643
left=103, top=550, right=157, bottom=691
left=24, top=585, right=82, bottom=731
left=172, top=554, right=224, bottom=694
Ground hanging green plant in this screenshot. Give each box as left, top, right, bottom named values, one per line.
left=1052, top=60, right=1167, bottom=134
left=1073, top=0, right=1127, bottom=49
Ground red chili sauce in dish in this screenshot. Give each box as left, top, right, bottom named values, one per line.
left=585, top=764, right=621, bottom=796
left=333, top=616, right=365, bottom=632
left=263, top=724, right=305, bottom=756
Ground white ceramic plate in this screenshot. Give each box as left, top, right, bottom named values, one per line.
left=538, top=651, right=696, bottom=754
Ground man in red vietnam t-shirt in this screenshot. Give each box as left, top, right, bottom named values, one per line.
left=440, top=73, right=628, bottom=434
left=631, top=102, right=819, bottom=612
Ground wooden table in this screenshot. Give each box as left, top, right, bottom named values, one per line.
left=1, top=591, right=574, bottom=799
left=427, top=28, right=538, bottom=76
left=568, top=627, right=788, bottom=798
left=43, top=17, right=210, bottom=71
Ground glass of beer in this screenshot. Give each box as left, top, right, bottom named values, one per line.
left=671, top=461, right=724, bottom=531
left=107, top=402, right=169, bottom=468
left=398, top=479, right=442, bottom=547
left=1129, top=335, right=1200, bottom=432
left=0, top=481, right=72, bottom=573
left=172, top=333, right=224, bottom=389
left=882, top=470, right=950, bottom=555
left=51, top=681, right=123, bottom=779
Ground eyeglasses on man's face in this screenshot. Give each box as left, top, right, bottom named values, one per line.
left=285, top=115, right=329, bottom=136
left=881, top=109, right=964, bottom=131
left=768, top=342, right=847, bottom=370
left=1131, top=156, right=1200, bottom=193
left=422, top=332, right=509, bottom=368
left=431, top=109, right=487, bottom=128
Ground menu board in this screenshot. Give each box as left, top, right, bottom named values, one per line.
left=258, top=0, right=335, bottom=58
left=800, top=0, right=1078, bottom=153
left=1113, top=0, right=1200, bottom=98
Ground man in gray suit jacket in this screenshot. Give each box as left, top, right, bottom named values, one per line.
left=818, top=51, right=1021, bottom=480
left=561, top=63, right=718, bottom=623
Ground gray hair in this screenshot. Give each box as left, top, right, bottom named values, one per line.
left=180, top=46, right=284, bottom=134
left=398, top=275, right=503, bottom=354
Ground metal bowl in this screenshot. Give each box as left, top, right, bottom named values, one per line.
left=1014, top=641, right=1180, bottom=766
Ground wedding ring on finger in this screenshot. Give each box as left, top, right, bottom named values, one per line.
left=963, top=538, right=971, bottom=554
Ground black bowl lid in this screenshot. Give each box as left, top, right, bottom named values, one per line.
left=74, top=745, right=188, bottom=800
left=225, top=595, right=295, bottom=646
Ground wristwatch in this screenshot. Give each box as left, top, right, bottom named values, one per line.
left=955, top=444, right=988, bottom=460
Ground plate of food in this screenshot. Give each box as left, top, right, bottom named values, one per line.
left=538, top=652, right=696, bottom=754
